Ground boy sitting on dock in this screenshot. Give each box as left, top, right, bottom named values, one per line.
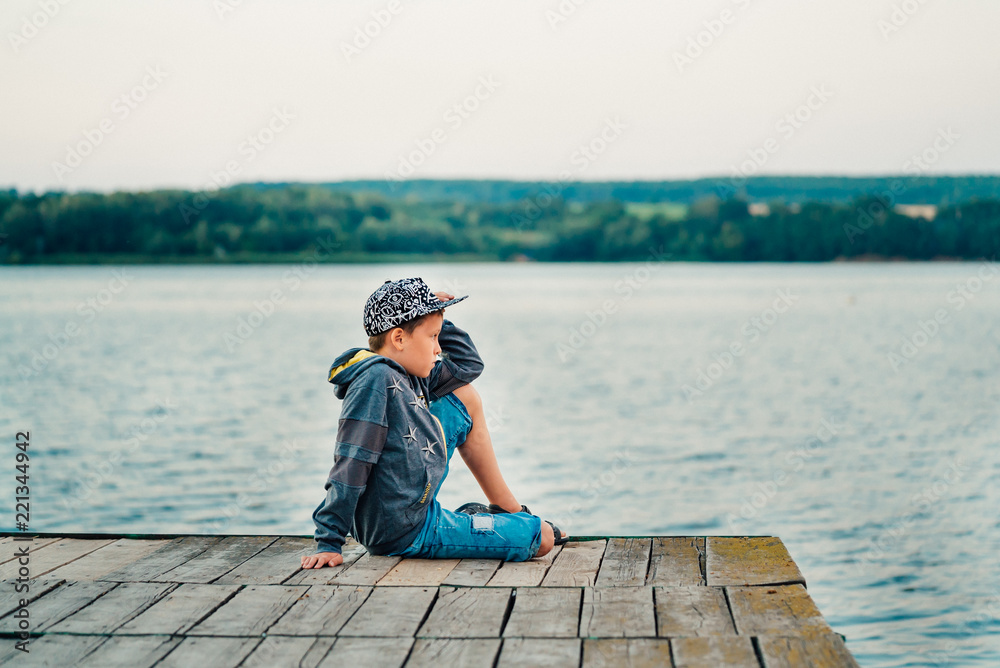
left=301, top=277, right=567, bottom=569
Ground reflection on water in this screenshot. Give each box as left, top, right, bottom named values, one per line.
left=1, top=261, right=998, bottom=667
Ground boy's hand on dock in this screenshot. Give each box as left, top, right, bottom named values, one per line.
left=300, top=551, right=344, bottom=569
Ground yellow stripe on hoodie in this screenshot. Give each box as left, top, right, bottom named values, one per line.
left=328, top=349, right=378, bottom=382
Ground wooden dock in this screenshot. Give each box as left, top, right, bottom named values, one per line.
left=0, top=534, right=859, bottom=667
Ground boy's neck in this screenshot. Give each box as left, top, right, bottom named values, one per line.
left=374, top=345, right=405, bottom=370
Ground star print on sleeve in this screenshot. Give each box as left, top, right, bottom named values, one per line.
left=403, top=426, right=418, bottom=443
left=421, top=438, right=437, bottom=456
left=387, top=377, right=407, bottom=395
left=409, top=396, right=426, bottom=410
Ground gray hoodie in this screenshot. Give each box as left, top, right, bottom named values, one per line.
left=311, top=318, right=484, bottom=555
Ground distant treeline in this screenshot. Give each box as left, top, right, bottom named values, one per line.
left=278, top=175, right=1000, bottom=206
left=1, top=183, right=998, bottom=264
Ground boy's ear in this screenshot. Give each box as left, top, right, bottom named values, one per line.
left=387, top=326, right=406, bottom=350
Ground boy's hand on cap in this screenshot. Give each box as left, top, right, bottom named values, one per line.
left=432, top=290, right=454, bottom=303
left=300, top=551, right=344, bottom=569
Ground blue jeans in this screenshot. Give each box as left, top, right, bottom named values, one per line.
left=389, top=391, right=542, bottom=562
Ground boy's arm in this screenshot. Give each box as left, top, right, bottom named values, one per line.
left=428, top=318, right=484, bottom=400
left=310, top=373, right=389, bottom=558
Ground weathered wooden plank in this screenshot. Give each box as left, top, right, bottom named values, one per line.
left=418, top=586, right=512, bottom=638
left=214, top=537, right=315, bottom=585
left=268, top=585, right=372, bottom=636
left=486, top=546, right=562, bottom=587
left=0, top=538, right=115, bottom=579
left=406, top=638, right=501, bottom=667
left=654, top=586, right=736, bottom=637
left=188, top=584, right=307, bottom=636
left=153, top=535, right=275, bottom=583
left=76, top=636, right=182, bottom=668
left=116, top=583, right=241, bottom=635
left=330, top=552, right=402, bottom=586
left=726, top=584, right=832, bottom=637
left=671, top=637, right=758, bottom=667
left=156, top=637, right=262, bottom=668
left=580, top=587, right=656, bottom=638
left=758, top=634, right=859, bottom=668
left=582, top=638, right=674, bottom=667
left=706, top=537, right=805, bottom=587
left=100, top=536, right=223, bottom=582
left=296, top=637, right=338, bottom=668
left=47, top=581, right=175, bottom=634
left=503, top=587, right=581, bottom=638
left=44, top=538, right=172, bottom=581
left=596, top=538, right=650, bottom=587
left=0, top=578, right=64, bottom=617
left=378, top=557, right=460, bottom=586
left=0, top=633, right=107, bottom=666
left=241, top=636, right=333, bottom=668
left=0, top=580, right=117, bottom=632
left=338, top=585, right=437, bottom=637
left=0, top=537, right=62, bottom=564
left=541, top=540, right=607, bottom=587
left=318, top=637, right=413, bottom=667
left=497, top=638, right=581, bottom=667
left=441, top=558, right=502, bottom=586
left=283, top=541, right=367, bottom=585
left=647, top=537, right=704, bottom=586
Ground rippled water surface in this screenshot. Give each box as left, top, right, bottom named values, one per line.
left=1, top=262, right=998, bottom=666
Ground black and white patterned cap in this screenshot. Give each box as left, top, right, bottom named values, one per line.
left=363, top=277, right=468, bottom=336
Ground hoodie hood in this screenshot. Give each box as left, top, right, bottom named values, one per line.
left=328, top=348, right=405, bottom=400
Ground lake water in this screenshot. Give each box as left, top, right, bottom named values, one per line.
left=1, top=261, right=998, bottom=666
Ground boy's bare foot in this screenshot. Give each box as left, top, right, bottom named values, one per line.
left=536, top=521, right=556, bottom=557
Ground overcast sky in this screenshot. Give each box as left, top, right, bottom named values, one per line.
left=3, top=0, right=999, bottom=194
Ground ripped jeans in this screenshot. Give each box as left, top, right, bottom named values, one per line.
left=388, top=391, right=542, bottom=562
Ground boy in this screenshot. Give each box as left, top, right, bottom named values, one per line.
left=302, top=277, right=566, bottom=569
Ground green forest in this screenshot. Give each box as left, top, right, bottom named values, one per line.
left=1, top=177, right=998, bottom=264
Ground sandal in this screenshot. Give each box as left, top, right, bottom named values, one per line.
left=545, top=520, right=570, bottom=546
left=489, top=503, right=532, bottom=514
left=455, top=502, right=491, bottom=515
left=456, top=502, right=533, bottom=515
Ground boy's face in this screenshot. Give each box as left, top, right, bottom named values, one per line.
left=394, top=312, right=443, bottom=377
